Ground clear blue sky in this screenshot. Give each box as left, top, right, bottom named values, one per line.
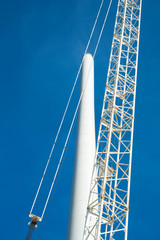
left=0, top=0, right=160, bottom=239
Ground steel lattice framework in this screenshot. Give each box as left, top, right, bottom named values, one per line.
left=83, top=0, right=142, bottom=239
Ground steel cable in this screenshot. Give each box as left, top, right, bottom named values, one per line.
left=30, top=0, right=105, bottom=216
left=40, top=0, right=113, bottom=220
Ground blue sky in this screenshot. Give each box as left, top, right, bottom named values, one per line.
left=0, top=0, right=160, bottom=239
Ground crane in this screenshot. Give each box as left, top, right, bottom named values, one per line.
left=83, top=0, right=142, bottom=239
left=26, top=0, right=142, bottom=239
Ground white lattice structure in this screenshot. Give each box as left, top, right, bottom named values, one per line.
left=83, top=0, right=142, bottom=239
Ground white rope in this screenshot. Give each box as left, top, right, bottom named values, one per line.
left=30, top=0, right=105, bottom=215
left=40, top=0, right=113, bottom=220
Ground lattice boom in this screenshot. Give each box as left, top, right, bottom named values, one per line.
left=84, top=1, right=142, bottom=239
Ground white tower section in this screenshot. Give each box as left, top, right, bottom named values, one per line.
left=67, top=54, right=96, bottom=240
left=84, top=1, right=142, bottom=240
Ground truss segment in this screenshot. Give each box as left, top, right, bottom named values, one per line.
left=84, top=0, right=142, bottom=239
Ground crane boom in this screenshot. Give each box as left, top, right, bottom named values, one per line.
left=83, top=0, right=142, bottom=239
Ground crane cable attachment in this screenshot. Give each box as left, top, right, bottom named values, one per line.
left=28, top=214, right=42, bottom=228
left=27, top=0, right=113, bottom=229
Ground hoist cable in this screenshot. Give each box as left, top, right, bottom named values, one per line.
left=30, top=0, right=105, bottom=216
left=93, top=0, right=113, bottom=58
left=40, top=0, right=113, bottom=220
left=38, top=127, right=74, bottom=240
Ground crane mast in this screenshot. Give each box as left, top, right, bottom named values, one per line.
left=83, top=0, right=142, bottom=239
